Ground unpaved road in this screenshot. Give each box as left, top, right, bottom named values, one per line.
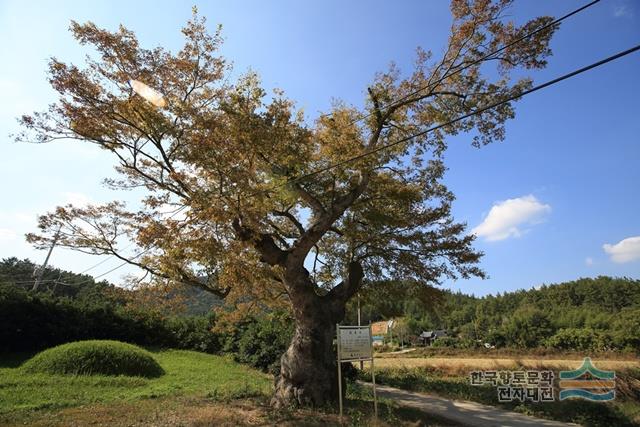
left=359, top=381, right=578, bottom=427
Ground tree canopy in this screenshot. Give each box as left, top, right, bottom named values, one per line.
left=18, top=3, right=556, bottom=301
left=16, top=1, right=559, bottom=406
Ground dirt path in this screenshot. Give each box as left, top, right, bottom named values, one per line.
left=359, top=381, right=578, bottom=427
left=383, top=348, right=417, bottom=355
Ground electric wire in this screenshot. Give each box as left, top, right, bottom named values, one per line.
left=264, top=44, right=640, bottom=189
left=21, top=205, right=188, bottom=288
left=78, top=43, right=640, bottom=281
left=24, top=0, right=635, bottom=283
left=318, top=0, right=601, bottom=126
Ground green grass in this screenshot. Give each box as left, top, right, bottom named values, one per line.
left=359, top=366, right=640, bottom=427
left=21, top=340, right=164, bottom=378
left=1, top=350, right=459, bottom=426
left=0, top=349, right=272, bottom=417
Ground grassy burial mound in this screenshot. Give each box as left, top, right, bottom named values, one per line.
left=22, top=340, right=164, bottom=378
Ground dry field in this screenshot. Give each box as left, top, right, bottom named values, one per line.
left=364, top=356, right=640, bottom=373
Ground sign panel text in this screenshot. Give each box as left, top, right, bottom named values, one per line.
left=338, top=326, right=372, bottom=361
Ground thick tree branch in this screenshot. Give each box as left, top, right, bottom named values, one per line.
left=272, top=209, right=306, bottom=235
left=173, top=265, right=231, bottom=298
left=290, top=182, right=326, bottom=215
left=327, top=260, right=364, bottom=302
left=232, top=218, right=288, bottom=267
left=289, top=88, right=388, bottom=262
left=291, top=175, right=369, bottom=260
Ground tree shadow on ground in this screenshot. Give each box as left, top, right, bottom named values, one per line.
left=0, top=352, right=35, bottom=368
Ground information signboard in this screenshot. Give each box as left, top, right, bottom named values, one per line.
left=336, top=324, right=377, bottom=421
left=338, top=326, right=372, bottom=361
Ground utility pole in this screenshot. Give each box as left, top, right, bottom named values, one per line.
left=357, top=293, right=364, bottom=370
left=32, top=225, right=62, bottom=292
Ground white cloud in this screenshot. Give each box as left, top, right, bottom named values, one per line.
left=613, top=5, right=632, bottom=18
left=472, top=195, right=551, bottom=242
left=603, top=236, right=640, bottom=263
left=0, top=228, right=17, bottom=241
left=585, top=257, right=594, bottom=266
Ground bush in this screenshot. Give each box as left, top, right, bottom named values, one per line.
left=233, top=311, right=294, bottom=374
left=166, top=314, right=219, bottom=353
left=432, top=337, right=458, bottom=348
left=545, top=328, right=611, bottom=351
left=22, top=340, right=164, bottom=377
left=0, top=283, right=220, bottom=353
left=502, top=308, right=554, bottom=348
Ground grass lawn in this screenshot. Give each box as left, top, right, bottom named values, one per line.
left=0, top=349, right=460, bottom=426
left=0, top=349, right=271, bottom=423
left=359, top=364, right=640, bottom=427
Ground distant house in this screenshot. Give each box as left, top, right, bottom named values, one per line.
left=371, top=319, right=394, bottom=335
left=371, top=320, right=395, bottom=346
left=418, top=330, right=448, bottom=346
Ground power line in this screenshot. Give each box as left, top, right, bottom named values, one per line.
left=319, top=0, right=601, bottom=126
left=86, top=42, right=640, bottom=282
left=21, top=205, right=189, bottom=288
left=92, top=258, right=142, bottom=281
left=268, top=43, right=640, bottom=189
left=11, top=279, right=58, bottom=286
left=71, top=205, right=189, bottom=281
left=27, top=1, right=601, bottom=283
left=78, top=253, right=122, bottom=275
left=37, top=246, right=152, bottom=289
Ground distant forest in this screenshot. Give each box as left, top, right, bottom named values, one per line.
left=349, top=275, right=640, bottom=352
left=0, top=257, right=220, bottom=315
left=2, top=257, right=639, bottom=353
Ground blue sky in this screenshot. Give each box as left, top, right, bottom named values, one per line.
left=0, top=0, right=638, bottom=295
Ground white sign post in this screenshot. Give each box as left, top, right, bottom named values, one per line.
left=336, top=324, right=377, bottom=422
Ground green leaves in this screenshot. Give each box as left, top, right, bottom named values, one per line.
left=20, top=2, right=557, bottom=311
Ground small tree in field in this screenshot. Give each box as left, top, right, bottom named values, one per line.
left=17, top=1, right=557, bottom=407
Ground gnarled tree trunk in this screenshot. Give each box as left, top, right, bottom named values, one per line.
left=271, top=262, right=362, bottom=408
left=232, top=198, right=366, bottom=408
left=271, top=298, right=341, bottom=407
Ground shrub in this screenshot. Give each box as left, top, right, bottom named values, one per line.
left=432, top=337, right=458, bottom=348
left=545, top=328, right=611, bottom=351
left=234, top=311, right=294, bottom=374
left=22, top=340, right=164, bottom=377
left=502, top=308, right=554, bottom=348
left=166, top=314, right=219, bottom=353
left=0, top=283, right=220, bottom=353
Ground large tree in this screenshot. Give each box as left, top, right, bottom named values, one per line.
left=17, top=1, right=556, bottom=407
